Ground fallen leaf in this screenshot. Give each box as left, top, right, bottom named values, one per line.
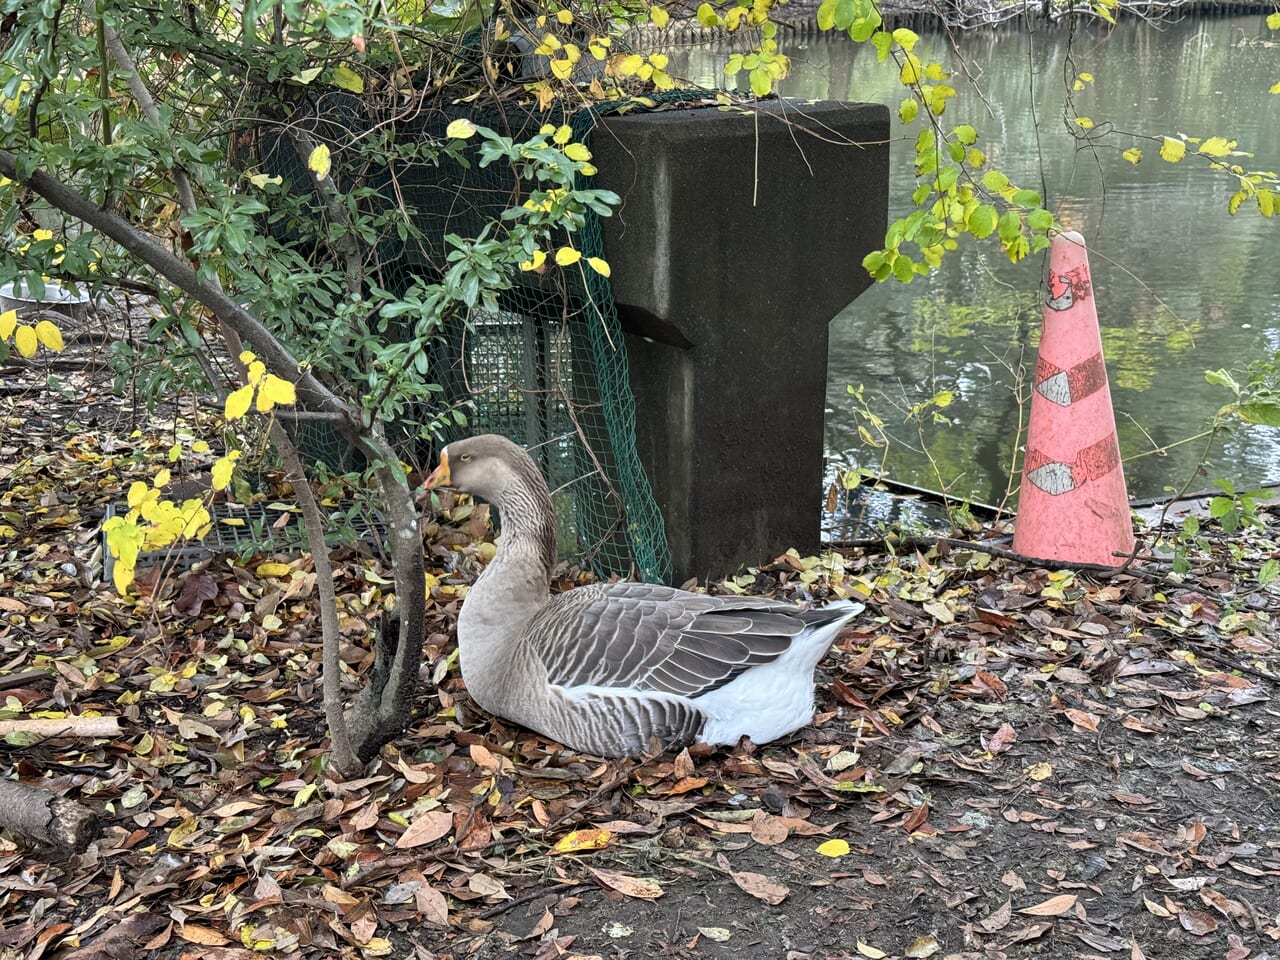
left=816, top=838, right=850, bottom=857
left=697, top=927, right=732, bottom=942
left=551, top=828, right=613, bottom=854
left=855, top=940, right=887, bottom=959
left=980, top=900, right=1012, bottom=932
left=750, top=812, right=789, bottom=846
left=1178, top=909, right=1219, bottom=936
left=1018, top=894, right=1077, bottom=916
left=904, top=934, right=941, bottom=957
left=395, top=810, right=453, bottom=848
left=589, top=868, right=663, bottom=899
left=729, top=870, right=789, bottom=905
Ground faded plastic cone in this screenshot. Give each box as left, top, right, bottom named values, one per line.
left=1012, top=231, right=1134, bottom=565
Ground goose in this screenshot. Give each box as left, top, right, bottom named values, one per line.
left=421, top=434, right=863, bottom=758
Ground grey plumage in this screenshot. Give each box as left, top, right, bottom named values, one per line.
left=424, top=434, right=863, bottom=758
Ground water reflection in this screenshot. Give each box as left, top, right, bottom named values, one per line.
left=668, top=14, right=1280, bottom=527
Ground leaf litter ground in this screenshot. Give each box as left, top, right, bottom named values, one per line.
left=1, top=371, right=1278, bottom=960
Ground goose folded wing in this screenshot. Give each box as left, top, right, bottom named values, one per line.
left=526, top=582, right=814, bottom=699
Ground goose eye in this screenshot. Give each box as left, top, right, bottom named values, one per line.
left=459, top=454, right=472, bottom=462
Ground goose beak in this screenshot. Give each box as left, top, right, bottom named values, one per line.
left=419, top=452, right=450, bottom=500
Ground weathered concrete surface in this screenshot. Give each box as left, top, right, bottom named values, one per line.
left=593, top=99, right=890, bottom=583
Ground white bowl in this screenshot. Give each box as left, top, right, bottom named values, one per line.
left=0, top=279, right=92, bottom=321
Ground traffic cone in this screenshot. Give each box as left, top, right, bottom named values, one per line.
left=1012, top=231, right=1134, bottom=566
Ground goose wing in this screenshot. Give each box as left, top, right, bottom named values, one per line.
left=525, top=582, right=846, bottom=699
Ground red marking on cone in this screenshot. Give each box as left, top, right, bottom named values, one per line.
left=1013, top=232, right=1134, bottom=566
left=1024, top=435, right=1122, bottom=496
left=1034, top=353, right=1108, bottom=407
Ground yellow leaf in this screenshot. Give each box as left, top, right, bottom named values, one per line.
left=332, top=63, right=364, bottom=93
left=1197, top=136, right=1233, bottom=157
left=211, top=452, right=239, bottom=491
left=224, top=384, right=254, bottom=421
left=247, top=171, right=283, bottom=189
left=1074, top=116, right=1093, bottom=129
left=307, top=144, right=331, bottom=179
left=246, top=359, right=266, bottom=385
left=14, top=324, right=38, bottom=357
left=153, top=468, right=172, bottom=488
left=32, top=319, right=63, bottom=351
left=1025, top=761, right=1053, bottom=781
left=32, top=228, right=53, bottom=241
left=552, top=124, right=573, bottom=145
left=564, top=142, right=592, bottom=162
left=256, top=562, right=294, bottom=578
left=256, top=374, right=297, bottom=412
left=815, top=838, right=850, bottom=857
left=856, top=941, right=887, bottom=959
left=238, top=349, right=256, bottom=365
left=556, top=8, right=573, bottom=23
left=551, top=828, right=614, bottom=854
left=616, top=53, right=644, bottom=76
left=550, top=58, right=574, bottom=80
left=554, top=246, right=582, bottom=266
left=1159, top=136, right=1185, bottom=163
left=586, top=256, right=611, bottom=277
left=649, top=53, right=668, bottom=70
left=446, top=118, right=477, bottom=139
left=1122, top=147, right=1142, bottom=165
left=519, top=249, right=547, bottom=272
left=650, top=6, right=670, bottom=26
left=0, top=309, right=17, bottom=340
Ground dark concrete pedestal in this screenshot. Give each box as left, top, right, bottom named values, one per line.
left=593, top=99, right=890, bottom=583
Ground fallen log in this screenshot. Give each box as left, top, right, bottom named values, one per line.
left=0, top=778, right=101, bottom=853
left=0, top=715, right=123, bottom=739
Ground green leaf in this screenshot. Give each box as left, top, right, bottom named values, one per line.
left=1011, top=188, right=1042, bottom=208
left=1204, top=368, right=1240, bottom=394
left=1268, top=11, right=1280, bottom=28
left=332, top=64, right=364, bottom=93
left=981, top=170, right=1009, bottom=193
left=1235, top=402, right=1280, bottom=426
left=891, top=254, right=915, bottom=283
left=953, top=124, right=977, bottom=145
left=697, top=2, right=720, bottom=26
left=996, top=210, right=1021, bottom=243
left=871, top=31, right=893, bottom=60
left=1208, top=497, right=1234, bottom=520
left=1027, top=208, right=1054, bottom=231
left=898, top=98, right=918, bottom=123
left=816, top=0, right=836, bottom=30
left=968, top=204, right=998, bottom=238
left=1258, top=559, right=1280, bottom=586
left=749, top=66, right=772, bottom=97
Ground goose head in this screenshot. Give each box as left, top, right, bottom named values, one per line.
left=420, top=434, right=539, bottom=504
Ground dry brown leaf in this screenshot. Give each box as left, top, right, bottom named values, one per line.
left=416, top=885, right=449, bottom=926
left=1062, top=708, right=1099, bottom=732
left=730, top=870, right=789, bottom=905
left=1178, top=909, right=1219, bottom=936
left=904, top=934, right=941, bottom=958
left=980, top=899, right=1012, bottom=932
left=395, top=809, right=453, bottom=849
left=986, top=722, right=1017, bottom=754
left=177, top=924, right=230, bottom=946
left=1018, top=894, right=1077, bottom=916
left=750, top=812, right=789, bottom=846
left=589, top=868, right=663, bottom=899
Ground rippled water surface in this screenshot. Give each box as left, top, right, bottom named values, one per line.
left=678, top=14, right=1280, bottom=527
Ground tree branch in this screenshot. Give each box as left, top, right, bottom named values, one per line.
left=0, top=148, right=354, bottom=423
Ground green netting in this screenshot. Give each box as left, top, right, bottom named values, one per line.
left=257, top=88, right=703, bottom=583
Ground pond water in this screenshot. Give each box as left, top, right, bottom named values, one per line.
left=675, top=13, right=1280, bottom=533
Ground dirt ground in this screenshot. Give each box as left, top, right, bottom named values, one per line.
left=1, top=331, right=1278, bottom=960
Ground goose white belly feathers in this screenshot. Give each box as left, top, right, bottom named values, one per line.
left=423, top=435, right=863, bottom=759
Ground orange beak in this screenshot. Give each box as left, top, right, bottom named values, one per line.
left=420, top=451, right=450, bottom=498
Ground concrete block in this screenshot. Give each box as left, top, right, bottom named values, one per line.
left=592, top=99, right=890, bottom=582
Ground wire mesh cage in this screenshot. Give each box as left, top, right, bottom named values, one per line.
left=251, top=87, right=688, bottom=581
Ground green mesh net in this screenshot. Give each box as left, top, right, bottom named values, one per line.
left=257, top=88, right=705, bottom=583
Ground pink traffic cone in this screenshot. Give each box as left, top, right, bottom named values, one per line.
left=1012, top=231, right=1135, bottom=566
